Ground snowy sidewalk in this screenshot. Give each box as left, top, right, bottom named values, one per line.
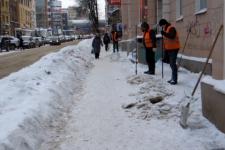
left=59, top=52, right=145, bottom=149
left=57, top=49, right=225, bottom=150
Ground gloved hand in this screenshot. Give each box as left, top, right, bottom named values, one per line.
left=161, top=31, right=165, bottom=35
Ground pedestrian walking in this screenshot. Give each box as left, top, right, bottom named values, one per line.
left=19, top=36, right=24, bottom=50
left=103, top=33, right=110, bottom=51
left=141, top=22, right=157, bottom=75
left=1, top=36, right=10, bottom=52
left=159, top=19, right=180, bottom=85
left=92, top=34, right=103, bottom=59
left=111, top=30, right=119, bottom=52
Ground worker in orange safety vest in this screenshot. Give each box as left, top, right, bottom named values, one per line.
left=159, top=19, right=180, bottom=85
left=141, top=22, right=156, bottom=75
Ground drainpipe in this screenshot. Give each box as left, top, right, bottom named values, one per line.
left=224, top=1, right=225, bottom=79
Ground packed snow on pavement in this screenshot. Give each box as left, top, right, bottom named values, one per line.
left=0, top=39, right=224, bottom=150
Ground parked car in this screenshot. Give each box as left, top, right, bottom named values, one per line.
left=49, top=35, right=61, bottom=45
left=32, top=36, right=43, bottom=47
left=0, top=35, right=20, bottom=51
left=22, top=36, right=35, bottom=49
left=59, top=35, right=65, bottom=43
left=44, top=36, right=51, bottom=45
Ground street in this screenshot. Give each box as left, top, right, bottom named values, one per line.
left=0, top=40, right=79, bottom=79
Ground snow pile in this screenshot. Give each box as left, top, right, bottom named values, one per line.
left=121, top=63, right=225, bottom=149
left=202, top=76, right=225, bottom=94
left=0, top=39, right=93, bottom=149
left=125, top=74, right=178, bottom=121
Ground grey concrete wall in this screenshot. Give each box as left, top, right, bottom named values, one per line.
left=201, top=82, right=225, bottom=133
left=179, top=58, right=212, bottom=75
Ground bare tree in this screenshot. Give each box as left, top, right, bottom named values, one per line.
left=77, top=0, right=99, bottom=33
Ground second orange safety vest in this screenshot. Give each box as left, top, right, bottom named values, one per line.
left=143, top=30, right=153, bottom=48
left=113, top=32, right=118, bottom=42
left=163, top=25, right=180, bottom=50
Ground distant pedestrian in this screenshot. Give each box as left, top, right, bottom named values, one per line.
left=111, top=31, right=119, bottom=52
left=92, top=34, right=103, bottom=59
left=103, top=33, right=110, bottom=51
left=19, top=36, right=24, bottom=50
left=159, top=19, right=180, bottom=85
left=141, top=22, right=156, bottom=75
left=1, top=37, right=10, bottom=52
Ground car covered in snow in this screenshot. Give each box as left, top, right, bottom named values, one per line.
left=0, top=35, right=20, bottom=50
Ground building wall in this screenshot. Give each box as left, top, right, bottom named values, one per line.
left=121, top=0, right=140, bottom=40
left=168, top=0, right=224, bottom=79
left=68, top=6, right=77, bottom=20
left=9, top=0, right=19, bottom=35
left=121, top=0, right=129, bottom=39
left=0, top=0, right=10, bottom=34
left=48, top=0, right=62, bottom=32
left=147, top=0, right=157, bottom=27
left=18, top=0, right=33, bottom=28
left=36, top=0, right=48, bottom=28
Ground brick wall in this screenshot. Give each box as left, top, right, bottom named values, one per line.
left=168, top=0, right=224, bottom=79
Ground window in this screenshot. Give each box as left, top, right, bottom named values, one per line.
left=176, top=0, right=183, bottom=19
left=195, top=0, right=207, bottom=13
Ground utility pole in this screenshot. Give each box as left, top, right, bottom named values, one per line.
left=0, top=0, right=2, bottom=35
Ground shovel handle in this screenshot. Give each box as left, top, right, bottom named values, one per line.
left=178, top=29, right=191, bottom=68
left=191, top=25, right=223, bottom=96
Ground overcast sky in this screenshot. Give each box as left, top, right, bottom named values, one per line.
left=61, top=0, right=105, bottom=19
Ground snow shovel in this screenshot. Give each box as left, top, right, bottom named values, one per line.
left=180, top=24, right=223, bottom=128
left=135, top=25, right=138, bottom=75
left=161, top=27, right=164, bottom=79
left=177, top=27, right=191, bottom=69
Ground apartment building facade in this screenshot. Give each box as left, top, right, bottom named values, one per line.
left=68, top=6, right=77, bottom=20
left=18, top=0, right=34, bottom=28
left=0, top=0, right=10, bottom=34
left=9, top=0, right=19, bottom=35
left=48, top=0, right=62, bottom=34
left=61, top=8, right=68, bottom=30
left=36, top=0, right=48, bottom=28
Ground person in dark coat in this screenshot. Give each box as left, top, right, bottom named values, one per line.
left=111, top=30, right=119, bottom=52
left=141, top=22, right=156, bottom=75
left=92, top=34, right=103, bottom=59
left=103, top=33, right=110, bottom=51
left=19, top=36, right=24, bottom=50
left=159, top=19, right=180, bottom=85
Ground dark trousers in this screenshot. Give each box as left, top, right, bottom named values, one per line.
left=105, top=43, right=109, bottom=51
left=113, top=42, right=119, bottom=52
left=95, top=53, right=99, bottom=59
left=145, top=48, right=155, bottom=74
left=167, top=50, right=179, bottom=82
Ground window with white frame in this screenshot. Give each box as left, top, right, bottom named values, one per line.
left=176, top=0, right=183, bottom=19
left=195, top=0, right=207, bottom=12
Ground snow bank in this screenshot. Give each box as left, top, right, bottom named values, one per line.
left=0, top=39, right=93, bottom=149
left=202, top=76, right=225, bottom=94
left=177, top=54, right=212, bottom=63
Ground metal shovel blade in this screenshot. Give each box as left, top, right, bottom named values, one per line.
left=180, top=102, right=190, bottom=128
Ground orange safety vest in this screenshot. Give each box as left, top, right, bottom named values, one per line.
left=163, top=25, right=180, bottom=50
left=113, top=32, right=118, bottom=42
left=143, top=30, right=153, bottom=48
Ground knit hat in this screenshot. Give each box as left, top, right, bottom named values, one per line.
left=159, top=19, right=168, bottom=26
left=141, top=22, right=149, bottom=29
